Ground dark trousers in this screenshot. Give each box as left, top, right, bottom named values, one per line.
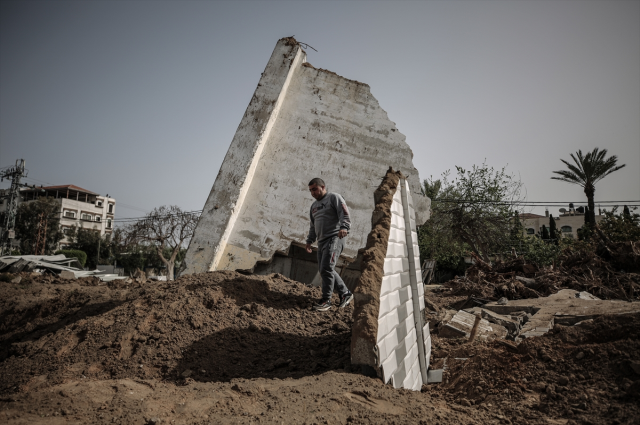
left=317, top=236, right=349, bottom=301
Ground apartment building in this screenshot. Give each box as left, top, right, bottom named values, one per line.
left=519, top=210, right=603, bottom=239
left=0, top=184, right=115, bottom=250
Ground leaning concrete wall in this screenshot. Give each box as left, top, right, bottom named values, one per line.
left=183, top=37, right=429, bottom=275
left=351, top=169, right=431, bottom=391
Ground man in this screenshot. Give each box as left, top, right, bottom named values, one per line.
left=305, top=178, right=354, bottom=311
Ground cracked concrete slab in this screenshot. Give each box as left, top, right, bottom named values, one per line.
left=483, top=289, right=640, bottom=339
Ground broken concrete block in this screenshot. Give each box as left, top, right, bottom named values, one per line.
left=427, top=369, right=443, bottom=383
left=484, top=289, right=640, bottom=339
left=439, top=310, right=508, bottom=340
left=465, top=307, right=522, bottom=336
left=11, top=276, right=22, bottom=284
left=60, top=271, right=76, bottom=280
left=182, top=37, right=429, bottom=277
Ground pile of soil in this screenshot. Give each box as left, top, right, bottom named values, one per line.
left=2, top=265, right=639, bottom=424
left=429, top=313, right=640, bottom=424
left=0, top=271, right=353, bottom=393
left=0, top=270, right=496, bottom=424
left=441, top=249, right=640, bottom=305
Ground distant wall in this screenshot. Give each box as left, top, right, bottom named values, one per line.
left=182, top=37, right=429, bottom=276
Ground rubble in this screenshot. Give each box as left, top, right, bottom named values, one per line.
left=1, top=247, right=639, bottom=423
left=0, top=255, right=126, bottom=282
left=445, top=250, right=640, bottom=301
left=438, top=310, right=508, bottom=340
left=484, top=289, right=640, bottom=339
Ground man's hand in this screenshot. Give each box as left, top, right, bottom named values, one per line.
left=338, top=229, right=348, bottom=239
left=306, top=243, right=312, bottom=254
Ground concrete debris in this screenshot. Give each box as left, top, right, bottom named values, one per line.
left=483, top=289, right=640, bottom=340
left=0, top=255, right=126, bottom=282
left=464, top=307, right=522, bottom=338
left=439, top=310, right=508, bottom=340
left=427, top=369, right=443, bottom=383
left=437, top=289, right=640, bottom=341
left=59, top=270, right=77, bottom=280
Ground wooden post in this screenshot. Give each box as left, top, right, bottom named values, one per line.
left=468, top=313, right=482, bottom=343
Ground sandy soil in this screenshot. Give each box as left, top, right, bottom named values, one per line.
left=1, top=270, right=638, bottom=424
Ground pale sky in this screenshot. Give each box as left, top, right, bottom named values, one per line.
left=1, top=0, right=639, bottom=220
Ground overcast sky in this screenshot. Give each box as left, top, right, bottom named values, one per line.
left=1, top=0, right=638, bottom=220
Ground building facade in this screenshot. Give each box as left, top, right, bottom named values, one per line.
left=520, top=210, right=604, bottom=240
left=0, top=184, right=115, bottom=250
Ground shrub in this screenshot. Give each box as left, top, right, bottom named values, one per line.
left=519, top=236, right=562, bottom=266
left=55, top=249, right=88, bottom=267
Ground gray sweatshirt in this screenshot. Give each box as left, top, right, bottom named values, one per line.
left=306, top=192, right=351, bottom=244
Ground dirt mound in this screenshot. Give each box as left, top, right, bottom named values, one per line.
left=0, top=270, right=353, bottom=394
left=429, top=313, right=640, bottom=424
left=442, top=249, right=639, bottom=303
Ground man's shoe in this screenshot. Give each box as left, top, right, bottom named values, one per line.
left=313, top=299, right=332, bottom=312
left=338, top=292, right=354, bottom=308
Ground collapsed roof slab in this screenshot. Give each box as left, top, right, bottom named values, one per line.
left=182, top=37, right=429, bottom=275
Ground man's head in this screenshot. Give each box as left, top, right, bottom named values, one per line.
left=308, top=177, right=327, bottom=200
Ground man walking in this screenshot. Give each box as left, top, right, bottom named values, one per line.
left=305, top=178, right=354, bottom=311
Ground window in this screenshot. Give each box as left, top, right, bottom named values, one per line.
left=526, top=228, right=535, bottom=235
left=96, top=200, right=103, bottom=207
left=81, top=213, right=92, bottom=221
left=108, top=204, right=114, bottom=214
left=64, top=211, right=76, bottom=219
left=95, top=216, right=102, bottom=222
left=561, top=226, right=572, bottom=233
left=63, top=227, right=73, bottom=235
left=106, top=219, right=112, bottom=229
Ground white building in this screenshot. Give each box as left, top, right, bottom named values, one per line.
left=519, top=210, right=604, bottom=240
left=0, top=184, right=115, bottom=250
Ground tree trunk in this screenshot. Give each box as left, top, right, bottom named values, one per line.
left=584, top=183, right=596, bottom=227
left=166, top=262, right=175, bottom=281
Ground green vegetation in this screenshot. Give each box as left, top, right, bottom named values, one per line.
left=598, top=206, right=640, bottom=243
left=552, top=148, right=625, bottom=227
left=549, top=214, right=559, bottom=243
left=54, top=249, right=88, bottom=267
left=14, top=197, right=64, bottom=255
left=418, top=162, right=523, bottom=279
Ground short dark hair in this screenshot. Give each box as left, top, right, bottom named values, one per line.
left=308, top=177, right=325, bottom=187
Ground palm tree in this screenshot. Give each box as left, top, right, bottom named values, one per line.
left=551, top=148, right=626, bottom=226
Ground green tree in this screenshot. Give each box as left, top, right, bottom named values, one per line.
left=419, top=162, right=524, bottom=263
left=549, top=214, right=559, bottom=243
left=519, top=235, right=562, bottom=266
left=14, top=197, right=64, bottom=254
left=422, top=177, right=442, bottom=200
left=551, top=148, right=625, bottom=227
left=541, top=225, right=550, bottom=240
left=623, top=205, right=632, bottom=221
left=598, top=207, right=640, bottom=243
left=66, top=227, right=112, bottom=269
